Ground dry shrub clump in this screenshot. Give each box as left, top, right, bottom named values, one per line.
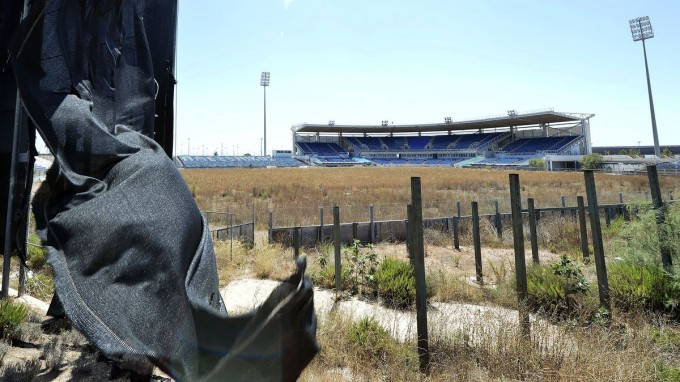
left=41, top=336, right=65, bottom=372
left=304, top=309, right=676, bottom=381
left=213, top=239, right=296, bottom=286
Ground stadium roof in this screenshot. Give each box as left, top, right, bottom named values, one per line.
left=292, top=109, right=594, bottom=134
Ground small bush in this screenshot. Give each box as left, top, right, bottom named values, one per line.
left=374, top=258, right=416, bottom=309
left=0, top=299, right=28, bottom=338
left=0, top=357, right=41, bottom=382
left=12, top=323, right=42, bottom=344
left=525, top=256, right=589, bottom=320
left=528, top=158, right=545, bottom=168
left=609, top=260, right=679, bottom=316
left=27, top=245, right=48, bottom=270
left=348, top=318, right=390, bottom=364
left=0, top=338, right=10, bottom=366
left=41, top=336, right=65, bottom=372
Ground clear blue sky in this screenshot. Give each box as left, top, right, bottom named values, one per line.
left=175, top=0, right=679, bottom=156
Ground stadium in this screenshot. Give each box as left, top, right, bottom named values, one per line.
left=176, top=109, right=595, bottom=170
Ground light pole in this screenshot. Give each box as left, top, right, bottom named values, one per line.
left=629, top=16, right=660, bottom=157
left=260, top=72, right=270, bottom=156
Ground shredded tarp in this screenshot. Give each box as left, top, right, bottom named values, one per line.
left=10, top=0, right=318, bottom=380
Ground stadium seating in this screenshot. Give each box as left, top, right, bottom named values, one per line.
left=407, top=136, right=432, bottom=149
left=345, top=137, right=384, bottom=151
left=500, top=136, right=581, bottom=154
left=177, top=156, right=303, bottom=168
left=381, top=137, right=408, bottom=150
left=296, top=142, right=348, bottom=156
left=476, top=155, right=536, bottom=166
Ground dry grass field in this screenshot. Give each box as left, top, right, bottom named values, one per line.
left=2, top=167, right=679, bottom=381
left=182, top=167, right=680, bottom=228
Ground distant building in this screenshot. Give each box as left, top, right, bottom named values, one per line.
left=272, top=149, right=293, bottom=158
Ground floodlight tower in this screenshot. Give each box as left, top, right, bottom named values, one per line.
left=260, top=72, right=270, bottom=156
left=629, top=16, right=660, bottom=157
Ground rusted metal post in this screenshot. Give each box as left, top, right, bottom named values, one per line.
left=319, top=207, right=324, bottom=242
left=369, top=204, right=375, bottom=244
left=293, top=227, right=300, bottom=259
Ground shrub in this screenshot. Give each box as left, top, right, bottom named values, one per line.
left=313, top=240, right=377, bottom=296
left=343, top=240, right=379, bottom=295
left=0, top=357, right=41, bottom=382
left=348, top=318, right=390, bottom=364
left=41, top=336, right=65, bottom=372
left=0, top=299, right=28, bottom=338
left=374, top=258, right=416, bottom=309
left=608, top=260, right=679, bottom=315
left=0, top=338, right=10, bottom=366
left=525, top=256, right=589, bottom=320
left=528, top=158, right=545, bottom=168
left=580, top=153, right=603, bottom=169
left=27, top=245, right=47, bottom=270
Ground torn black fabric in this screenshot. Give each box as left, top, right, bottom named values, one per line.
left=10, top=1, right=318, bottom=380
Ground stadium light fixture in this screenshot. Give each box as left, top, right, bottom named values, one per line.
left=444, top=117, right=452, bottom=124
left=629, top=16, right=660, bottom=157
left=328, top=120, right=335, bottom=126
left=507, top=110, right=517, bottom=117
left=381, top=120, right=389, bottom=127
left=260, top=72, right=270, bottom=156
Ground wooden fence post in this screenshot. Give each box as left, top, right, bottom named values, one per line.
left=494, top=200, right=502, bottom=238
left=369, top=204, right=375, bottom=244
left=229, top=210, right=233, bottom=261
left=471, top=202, right=483, bottom=283
left=293, top=227, right=300, bottom=259
left=605, top=208, right=611, bottom=228
left=647, top=165, right=673, bottom=271
left=333, top=206, right=342, bottom=295
left=527, top=198, right=539, bottom=264
left=319, top=207, right=324, bottom=242
left=561, top=195, right=566, bottom=217
left=453, top=216, right=460, bottom=251
left=509, top=174, right=530, bottom=336
left=407, top=204, right=414, bottom=261
left=410, top=177, right=430, bottom=375
left=584, top=170, right=611, bottom=313
left=251, top=204, right=255, bottom=246
left=577, top=196, right=590, bottom=261
left=268, top=208, right=273, bottom=244
left=456, top=201, right=461, bottom=218
left=352, top=222, right=358, bottom=242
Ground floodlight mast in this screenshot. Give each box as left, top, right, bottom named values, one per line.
left=260, top=72, right=270, bottom=156
left=630, top=16, right=660, bottom=157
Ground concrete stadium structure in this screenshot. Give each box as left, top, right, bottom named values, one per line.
left=292, top=109, right=594, bottom=169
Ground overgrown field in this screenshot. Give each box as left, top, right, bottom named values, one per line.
left=182, top=167, right=680, bottom=227
left=2, top=167, right=680, bottom=380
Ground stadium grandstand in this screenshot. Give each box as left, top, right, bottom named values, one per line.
left=292, top=109, right=594, bottom=169
left=175, top=155, right=303, bottom=168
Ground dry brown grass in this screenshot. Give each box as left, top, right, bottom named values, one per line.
left=212, top=239, right=296, bottom=287
left=181, top=167, right=680, bottom=229
left=300, top=308, right=677, bottom=382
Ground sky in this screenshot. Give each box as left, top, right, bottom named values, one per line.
left=174, top=0, right=680, bottom=156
